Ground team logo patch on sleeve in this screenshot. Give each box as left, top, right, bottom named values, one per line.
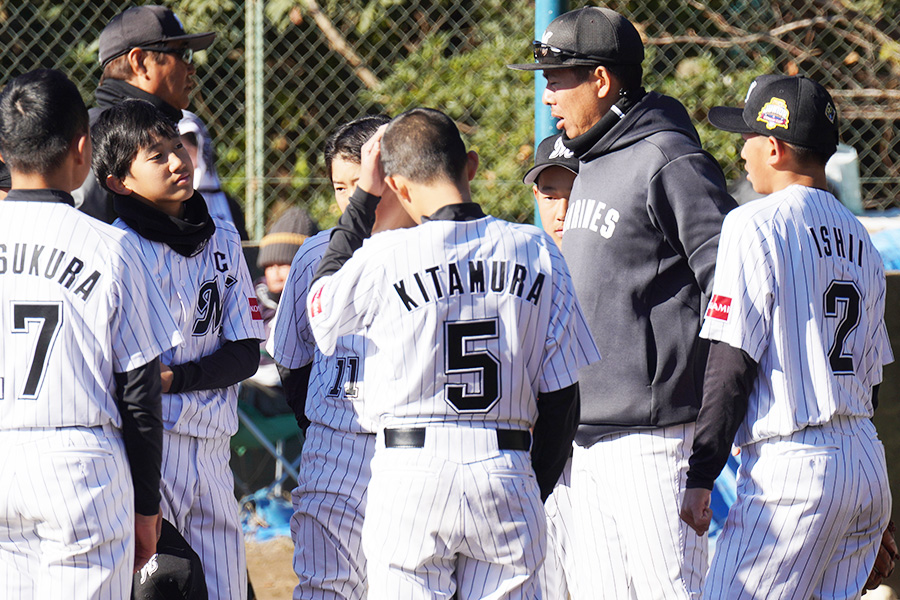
left=706, top=294, right=732, bottom=321
left=249, top=297, right=263, bottom=320
left=309, top=286, right=324, bottom=318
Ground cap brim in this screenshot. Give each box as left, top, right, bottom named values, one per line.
left=708, top=106, right=753, bottom=134
left=507, top=57, right=603, bottom=72
left=164, top=31, right=216, bottom=51
left=523, top=163, right=577, bottom=185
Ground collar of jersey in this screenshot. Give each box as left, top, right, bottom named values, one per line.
left=422, top=202, right=486, bottom=223
left=4, top=188, right=76, bottom=206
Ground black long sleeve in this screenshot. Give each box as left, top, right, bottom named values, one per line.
left=686, top=340, right=758, bottom=490
left=532, top=383, right=580, bottom=502
left=115, top=358, right=163, bottom=516
left=313, top=187, right=380, bottom=282
left=277, top=362, right=313, bottom=431
left=168, top=338, right=260, bottom=394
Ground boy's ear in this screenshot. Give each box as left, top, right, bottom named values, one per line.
left=73, top=134, right=90, bottom=166
left=127, top=48, right=150, bottom=80
left=385, top=174, right=410, bottom=205
left=767, top=136, right=786, bottom=166
left=466, top=150, right=479, bottom=182
left=105, top=174, right=133, bottom=196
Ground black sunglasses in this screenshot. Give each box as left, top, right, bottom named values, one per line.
left=140, top=46, right=194, bottom=64
left=531, top=41, right=596, bottom=65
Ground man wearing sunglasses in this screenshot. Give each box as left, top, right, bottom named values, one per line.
left=509, top=7, right=736, bottom=600
left=74, top=5, right=214, bottom=224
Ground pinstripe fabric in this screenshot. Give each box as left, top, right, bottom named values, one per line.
left=114, top=217, right=265, bottom=438
left=160, top=432, right=247, bottom=600
left=270, top=230, right=373, bottom=433
left=699, top=185, right=893, bottom=598
left=363, top=427, right=546, bottom=600
left=113, top=217, right=262, bottom=600
left=0, top=427, right=133, bottom=599
left=290, top=425, right=373, bottom=600
left=269, top=231, right=377, bottom=598
left=308, top=215, right=600, bottom=598
left=704, top=417, right=890, bottom=599
left=700, top=186, right=893, bottom=445
left=570, top=423, right=707, bottom=600
left=539, top=457, right=575, bottom=600
left=0, top=198, right=181, bottom=598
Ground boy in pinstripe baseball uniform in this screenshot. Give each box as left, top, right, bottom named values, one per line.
left=307, top=108, right=601, bottom=599
left=268, top=115, right=416, bottom=599
left=0, top=69, right=182, bottom=599
left=91, top=99, right=265, bottom=600
left=680, top=75, right=893, bottom=599
left=525, top=133, right=579, bottom=600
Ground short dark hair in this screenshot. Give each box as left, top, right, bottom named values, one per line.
left=381, top=108, right=468, bottom=184
left=0, top=69, right=89, bottom=174
left=785, top=141, right=835, bottom=167
left=91, top=98, right=179, bottom=192
left=323, top=114, right=391, bottom=181
left=99, top=50, right=169, bottom=85
left=571, top=63, right=642, bottom=91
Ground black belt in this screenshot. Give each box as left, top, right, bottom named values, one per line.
left=383, top=428, right=531, bottom=450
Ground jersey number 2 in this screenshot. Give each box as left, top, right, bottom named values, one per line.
left=824, top=281, right=861, bottom=375
left=444, top=319, right=501, bottom=413
left=1, top=302, right=62, bottom=400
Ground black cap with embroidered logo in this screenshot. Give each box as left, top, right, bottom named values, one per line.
left=708, top=74, right=838, bottom=155
left=508, top=7, right=644, bottom=71
left=523, top=134, right=580, bottom=185
left=99, top=5, right=215, bottom=67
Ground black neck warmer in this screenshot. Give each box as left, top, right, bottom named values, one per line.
left=114, top=191, right=216, bottom=257
left=95, top=79, right=183, bottom=124
left=563, top=87, right=646, bottom=158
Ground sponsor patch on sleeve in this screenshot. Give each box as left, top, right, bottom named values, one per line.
left=309, top=286, right=324, bottom=318
left=249, top=297, right=263, bottom=320
left=706, top=294, right=732, bottom=321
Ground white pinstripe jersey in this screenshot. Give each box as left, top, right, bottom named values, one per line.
left=114, top=217, right=265, bottom=438
left=700, top=185, right=893, bottom=446
left=268, top=230, right=374, bottom=433
left=308, top=214, right=601, bottom=430
left=0, top=197, right=182, bottom=429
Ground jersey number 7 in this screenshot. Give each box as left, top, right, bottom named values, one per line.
left=2, top=302, right=63, bottom=400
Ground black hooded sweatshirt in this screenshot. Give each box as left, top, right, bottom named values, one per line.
left=561, top=91, right=737, bottom=445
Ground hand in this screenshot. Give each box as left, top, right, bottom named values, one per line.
left=356, top=124, right=388, bottom=198
left=864, top=521, right=898, bottom=593
left=134, top=511, right=162, bottom=573
left=680, top=487, right=713, bottom=536
left=160, top=364, right=173, bottom=393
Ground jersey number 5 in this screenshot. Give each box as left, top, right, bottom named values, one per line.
left=444, top=319, right=501, bottom=413
left=824, top=280, right=861, bottom=375
left=1, top=302, right=63, bottom=400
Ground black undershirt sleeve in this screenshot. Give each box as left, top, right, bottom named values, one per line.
left=872, top=384, right=881, bottom=411
left=115, top=358, right=163, bottom=516
left=532, top=383, right=580, bottom=502
left=168, top=338, right=260, bottom=394
left=313, top=188, right=380, bottom=282
left=277, top=363, right=313, bottom=431
left=686, top=340, right=758, bottom=490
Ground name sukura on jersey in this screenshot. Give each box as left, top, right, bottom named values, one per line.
left=808, top=225, right=865, bottom=267
left=0, top=243, right=101, bottom=301
left=393, top=260, right=547, bottom=312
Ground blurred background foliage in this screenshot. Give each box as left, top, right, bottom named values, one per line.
left=1, top=0, right=898, bottom=236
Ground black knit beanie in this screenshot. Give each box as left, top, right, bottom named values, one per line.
left=258, top=207, right=319, bottom=268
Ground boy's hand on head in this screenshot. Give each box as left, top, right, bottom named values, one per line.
left=356, top=124, right=388, bottom=198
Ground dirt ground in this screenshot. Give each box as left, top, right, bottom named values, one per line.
left=246, top=537, right=297, bottom=600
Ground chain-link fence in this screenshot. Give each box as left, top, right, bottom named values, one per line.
left=2, top=1, right=898, bottom=238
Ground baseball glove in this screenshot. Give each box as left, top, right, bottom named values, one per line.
left=863, top=521, right=898, bottom=594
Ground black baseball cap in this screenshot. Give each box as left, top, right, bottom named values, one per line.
left=708, top=74, right=838, bottom=155
left=523, top=134, right=579, bottom=185
left=99, top=6, right=215, bottom=67
left=508, top=7, right=644, bottom=71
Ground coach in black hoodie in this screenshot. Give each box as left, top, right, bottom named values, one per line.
left=510, top=7, right=736, bottom=599
left=74, top=5, right=214, bottom=223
